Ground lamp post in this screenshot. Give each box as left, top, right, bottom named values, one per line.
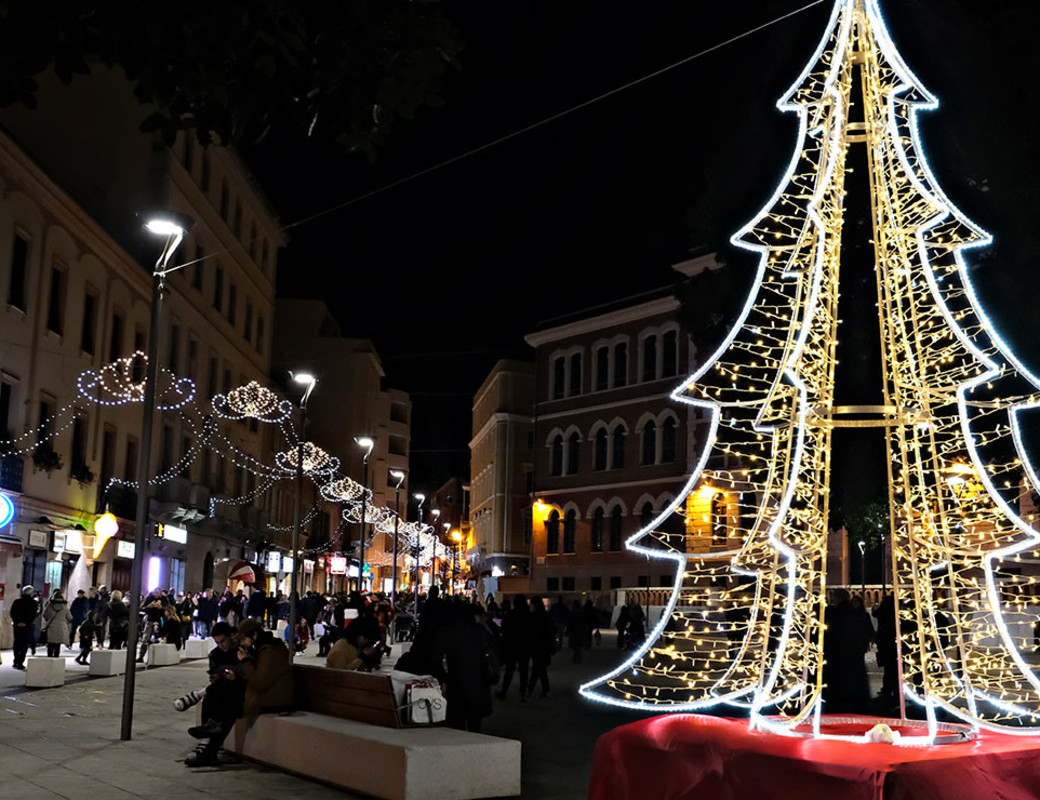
left=431, top=509, right=441, bottom=592
left=857, top=540, right=867, bottom=601
left=389, top=470, right=405, bottom=610
left=442, top=522, right=451, bottom=594
left=413, top=493, right=425, bottom=607
left=287, top=372, right=317, bottom=664
left=451, top=529, right=462, bottom=595
left=121, top=210, right=193, bottom=741
left=355, top=436, right=374, bottom=594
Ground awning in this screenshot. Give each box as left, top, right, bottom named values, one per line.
left=228, top=561, right=256, bottom=583
left=0, top=535, right=23, bottom=556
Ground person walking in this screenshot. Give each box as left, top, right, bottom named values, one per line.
left=75, top=612, right=99, bottom=665
left=9, top=586, right=40, bottom=669
left=496, top=594, right=532, bottom=702
left=43, top=590, right=73, bottom=658
left=440, top=603, right=494, bottom=732
left=566, top=600, right=587, bottom=664
left=526, top=597, right=554, bottom=699
left=107, top=590, right=130, bottom=649
left=196, top=589, right=218, bottom=638
left=69, top=589, right=89, bottom=647
left=94, top=586, right=111, bottom=649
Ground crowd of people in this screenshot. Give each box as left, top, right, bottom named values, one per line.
left=5, top=579, right=618, bottom=767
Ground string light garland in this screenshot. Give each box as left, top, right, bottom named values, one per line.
left=78, top=351, right=196, bottom=410
left=275, top=442, right=339, bottom=477
left=581, top=0, right=1040, bottom=740
left=320, top=476, right=371, bottom=504
left=212, top=381, right=292, bottom=423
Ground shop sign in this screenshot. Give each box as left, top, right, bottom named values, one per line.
left=329, top=556, right=347, bottom=575
left=117, top=540, right=136, bottom=559
left=267, top=551, right=282, bottom=573
left=159, top=524, right=188, bottom=544
left=28, top=529, right=49, bottom=548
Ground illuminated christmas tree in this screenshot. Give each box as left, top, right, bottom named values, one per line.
left=582, top=0, right=1040, bottom=737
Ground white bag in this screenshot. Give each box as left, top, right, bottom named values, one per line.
left=314, top=622, right=326, bottom=637
left=406, top=680, right=446, bottom=725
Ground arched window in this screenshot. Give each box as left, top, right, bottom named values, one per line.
left=612, top=425, right=626, bottom=469
left=594, top=428, right=608, bottom=471
left=643, top=336, right=658, bottom=382
left=591, top=508, right=604, bottom=552
left=563, top=509, right=576, bottom=553
left=567, top=432, right=580, bottom=475
left=551, top=435, right=564, bottom=476
left=712, top=493, right=728, bottom=545
left=661, top=417, right=677, bottom=463
left=547, top=510, right=560, bottom=553
left=641, top=501, right=655, bottom=528
left=609, top=507, right=623, bottom=551
left=552, top=357, right=565, bottom=399
left=614, top=342, right=628, bottom=387
left=569, top=352, right=582, bottom=396
left=662, top=330, right=678, bottom=378
left=596, top=347, right=609, bottom=391
left=641, top=420, right=657, bottom=465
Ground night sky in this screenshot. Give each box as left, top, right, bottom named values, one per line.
left=244, top=1, right=1040, bottom=493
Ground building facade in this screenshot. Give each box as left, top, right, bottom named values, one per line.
left=469, top=359, right=535, bottom=585
left=271, top=298, right=411, bottom=594
left=523, top=256, right=715, bottom=603
left=0, top=68, right=289, bottom=645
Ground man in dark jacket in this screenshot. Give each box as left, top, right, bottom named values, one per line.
left=246, top=588, right=266, bottom=621
left=439, top=603, right=494, bottom=732
left=95, top=585, right=111, bottom=648
left=9, top=586, right=40, bottom=669
left=184, top=622, right=245, bottom=767
left=196, top=589, right=218, bottom=638
left=70, top=589, right=89, bottom=646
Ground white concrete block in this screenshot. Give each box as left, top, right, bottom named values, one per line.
left=184, top=638, right=215, bottom=659
left=232, top=712, right=521, bottom=800
left=25, top=657, right=66, bottom=687
left=147, top=643, right=181, bottom=666
left=88, top=649, right=127, bottom=676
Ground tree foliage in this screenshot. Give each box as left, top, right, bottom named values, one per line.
left=0, top=0, right=462, bottom=160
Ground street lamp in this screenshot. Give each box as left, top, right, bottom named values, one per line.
left=442, top=521, right=451, bottom=594
left=288, top=371, right=317, bottom=664
left=355, top=436, right=375, bottom=594
left=413, top=493, right=425, bottom=607
left=857, top=539, right=867, bottom=601
left=121, top=209, right=193, bottom=741
left=451, top=529, right=462, bottom=596
left=389, top=470, right=405, bottom=611
left=431, top=508, right=441, bottom=592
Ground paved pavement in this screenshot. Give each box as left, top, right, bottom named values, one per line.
left=0, top=636, right=903, bottom=800
left=0, top=636, right=645, bottom=800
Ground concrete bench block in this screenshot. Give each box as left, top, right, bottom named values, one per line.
left=184, top=638, right=215, bottom=659
left=25, top=657, right=66, bottom=687
left=89, top=649, right=127, bottom=676
left=147, top=643, right=181, bottom=666
left=232, top=711, right=521, bottom=800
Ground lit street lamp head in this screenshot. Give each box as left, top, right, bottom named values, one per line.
left=355, top=436, right=375, bottom=463
left=290, top=370, right=318, bottom=407
left=390, top=469, right=406, bottom=488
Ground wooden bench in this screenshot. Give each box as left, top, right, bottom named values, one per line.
left=294, top=664, right=403, bottom=727
left=228, top=664, right=521, bottom=799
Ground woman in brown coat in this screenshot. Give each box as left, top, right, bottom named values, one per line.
left=235, top=619, right=293, bottom=719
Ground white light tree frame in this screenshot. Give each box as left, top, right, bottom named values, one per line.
left=581, top=0, right=1040, bottom=740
